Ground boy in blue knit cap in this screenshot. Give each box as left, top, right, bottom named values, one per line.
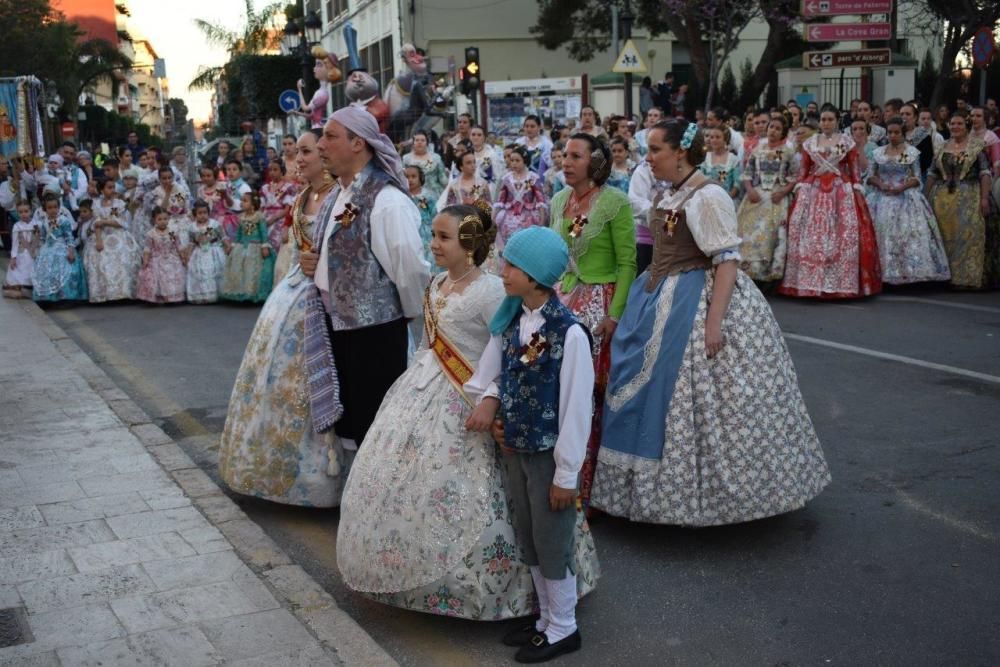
left=465, top=226, right=594, bottom=663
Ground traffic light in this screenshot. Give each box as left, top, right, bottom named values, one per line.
left=462, top=46, right=481, bottom=95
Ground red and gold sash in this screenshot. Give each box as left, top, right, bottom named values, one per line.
left=423, top=279, right=476, bottom=406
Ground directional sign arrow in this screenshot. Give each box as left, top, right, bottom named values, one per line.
left=801, top=0, right=893, bottom=17
left=804, top=22, right=892, bottom=42
left=467, top=62, right=479, bottom=75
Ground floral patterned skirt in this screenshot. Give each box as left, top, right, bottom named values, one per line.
left=779, top=182, right=882, bottom=298
left=736, top=193, right=789, bottom=282
left=555, top=281, right=615, bottom=513
left=337, top=360, right=599, bottom=620
left=866, top=189, right=950, bottom=284
left=84, top=228, right=141, bottom=303
left=221, top=242, right=274, bottom=303
left=931, top=184, right=987, bottom=289
left=219, top=270, right=346, bottom=507
left=593, top=270, right=830, bottom=526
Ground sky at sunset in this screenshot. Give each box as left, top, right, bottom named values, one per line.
left=128, top=0, right=270, bottom=122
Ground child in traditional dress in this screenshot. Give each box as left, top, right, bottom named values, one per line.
left=197, top=166, right=230, bottom=235
left=221, top=159, right=252, bottom=240
left=75, top=199, right=95, bottom=246
left=404, top=165, right=438, bottom=268
left=136, top=207, right=186, bottom=304
left=543, top=143, right=566, bottom=200
left=3, top=202, right=41, bottom=298
left=607, top=137, right=636, bottom=193
left=221, top=191, right=273, bottom=303
left=260, top=161, right=297, bottom=252
left=465, top=226, right=593, bottom=663
left=493, top=146, right=548, bottom=253
left=186, top=200, right=228, bottom=304
left=83, top=178, right=141, bottom=302
left=32, top=194, right=88, bottom=302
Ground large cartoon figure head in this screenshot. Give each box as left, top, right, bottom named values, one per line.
left=346, top=70, right=379, bottom=102
left=312, top=46, right=342, bottom=84
left=400, top=43, right=427, bottom=77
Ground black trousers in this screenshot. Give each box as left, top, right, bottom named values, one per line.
left=328, top=317, right=408, bottom=445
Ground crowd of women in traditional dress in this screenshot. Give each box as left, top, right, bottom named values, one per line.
left=1, top=136, right=306, bottom=304
left=399, top=99, right=1000, bottom=297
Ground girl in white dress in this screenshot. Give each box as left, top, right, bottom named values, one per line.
left=83, top=178, right=141, bottom=302
left=338, top=203, right=599, bottom=620
left=3, top=203, right=41, bottom=298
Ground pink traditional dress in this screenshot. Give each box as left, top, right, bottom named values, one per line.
left=261, top=179, right=298, bottom=252
left=197, top=184, right=231, bottom=234
left=148, top=185, right=193, bottom=250
left=492, top=170, right=547, bottom=252
left=136, top=227, right=186, bottom=303
left=779, top=132, right=882, bottom=298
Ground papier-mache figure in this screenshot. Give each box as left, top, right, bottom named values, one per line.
left=343, top=21, right=390, bottom=133
left=293, top=46, right=343, bottom=129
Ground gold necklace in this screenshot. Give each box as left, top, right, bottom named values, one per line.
left=435, top=267, right=477, bottom=311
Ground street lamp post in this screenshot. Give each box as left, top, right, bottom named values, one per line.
left=284, top=5, right=323, bottom=100
left=620, top=0, right=635, bottom=120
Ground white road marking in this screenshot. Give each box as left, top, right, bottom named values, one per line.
left=879, top=295, right=1000, bottom=314
left=894, top=488, right=999, bottom=544
left=784, top=333, right=1000, bottom=385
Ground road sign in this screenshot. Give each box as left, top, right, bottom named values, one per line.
left=804, top=22, right=892, bottom=42
left=60, top=122, right=76, bottom=138
left=278, top=90, right=299, bottom=113
left=800, top=0, right=892, bottom=17
left=972, top=26, right=996, bottom=69
left=612, top=39, right=647, bottom=74
left=803, top=48, right=892, bottom=69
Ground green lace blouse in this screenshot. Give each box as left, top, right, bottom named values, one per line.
left=550, top=186, right=637, bottom=319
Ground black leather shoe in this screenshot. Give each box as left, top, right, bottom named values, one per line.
left=502, top=618, right=541, bottom=647
left=514, top=630, right=582, bottom=663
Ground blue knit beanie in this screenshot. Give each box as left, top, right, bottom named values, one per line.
left=488, top=226, right=569, bottom=335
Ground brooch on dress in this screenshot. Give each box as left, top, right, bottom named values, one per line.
left=519, top=332, right=550, bottom=366
left=568, top=214, right=589, bottom=239
left=662, top=209, right=679, bottom=237
left=336, top=202, right=360, bottom=228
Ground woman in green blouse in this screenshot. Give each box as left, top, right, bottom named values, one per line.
left=551, top=133, right=637, bottom=512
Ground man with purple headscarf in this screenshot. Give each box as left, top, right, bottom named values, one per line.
left=300, top=106, right=430, bottom=454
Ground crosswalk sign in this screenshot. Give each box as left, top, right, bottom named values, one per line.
left=612, top=39, right=648, bottom=74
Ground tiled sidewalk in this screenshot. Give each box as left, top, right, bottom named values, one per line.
left=0, top=295, right=395, bottom=666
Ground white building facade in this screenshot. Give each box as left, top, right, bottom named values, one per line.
left=317, top=0, right=941, bottom=124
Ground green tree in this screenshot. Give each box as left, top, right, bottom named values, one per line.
left=916, top=49, right=938, bottom=105
left=168, top=97, right=189, bottom=137
left=220, top=53, right=301, bottom=130
left=903, top=0, right=1000, bottom=108
left=531, top=0, right=806, bottom=114
left=188, top=0, right=284, bottom=91
left=736, top=58, right=755, bottom=109
left=718, top=64, right=738, bottom=109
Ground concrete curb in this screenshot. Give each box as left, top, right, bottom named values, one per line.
left=18, top=299, right=398, bottom=667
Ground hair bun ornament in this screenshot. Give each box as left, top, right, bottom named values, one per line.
left=472, top=198, right=492, bottom=216
left=680, top=123, right=698, bottom=150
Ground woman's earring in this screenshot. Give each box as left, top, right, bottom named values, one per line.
left=466, top=250, right=474, bottom=267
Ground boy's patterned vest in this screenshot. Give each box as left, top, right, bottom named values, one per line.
left=316, top=166, right=405, bottom=331
left=499, top=295, right=587, bottom=453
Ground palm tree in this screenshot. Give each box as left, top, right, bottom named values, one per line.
left=54, top=35, right=135, bottom=123
left=188, top=0, right=284, bottom=91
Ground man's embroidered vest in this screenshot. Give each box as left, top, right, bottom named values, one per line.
left=320, top=168, right=404, bottom=330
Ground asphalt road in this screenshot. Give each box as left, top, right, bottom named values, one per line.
left=44, top=286, right=1000, bottom=666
